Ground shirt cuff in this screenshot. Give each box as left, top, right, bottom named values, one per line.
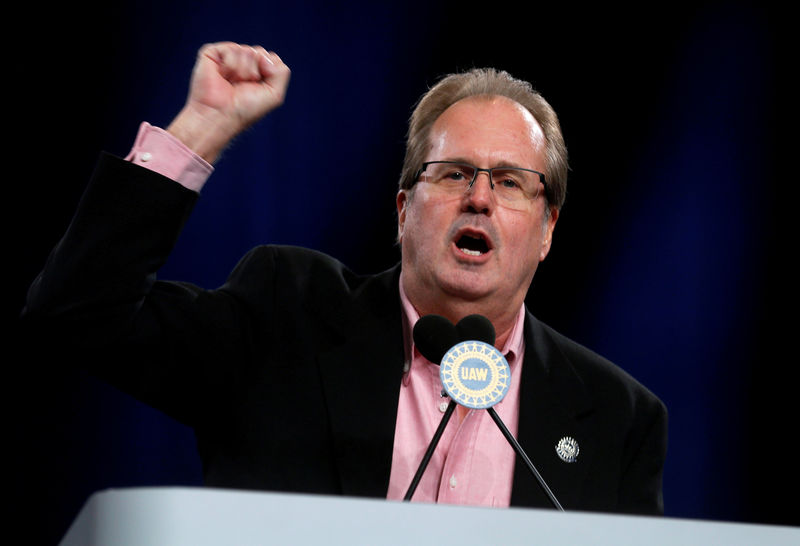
left=125, top=122, right=214, bottom=192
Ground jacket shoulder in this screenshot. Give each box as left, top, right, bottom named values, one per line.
left=220, top=245, right=401, bottom=326
left=530, top=314, right=666, bottom=416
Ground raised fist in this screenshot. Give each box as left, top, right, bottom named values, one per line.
left=168, top=42, right=291, bottom=163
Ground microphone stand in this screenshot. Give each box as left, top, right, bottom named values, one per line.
left=403, top=400, right=564, bottom=511
left=486, top=407, right=564, bottom=511
left=403, top=399, right=457, bottom=501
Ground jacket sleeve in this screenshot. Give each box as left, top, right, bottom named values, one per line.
left=21, top=153, right=257, bottom=425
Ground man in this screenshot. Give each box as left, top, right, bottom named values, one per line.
left=23, top=42, right=667, bottom=514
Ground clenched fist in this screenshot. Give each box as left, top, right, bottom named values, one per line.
left=168, top=42, right=291, bottom=164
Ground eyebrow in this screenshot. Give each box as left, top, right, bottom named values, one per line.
left=439, top=158, right=531, bottom=169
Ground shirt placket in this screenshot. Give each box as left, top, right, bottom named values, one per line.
left=411, top=361, right=456, bottom=500
left=437, top=407, right=481, bottom=504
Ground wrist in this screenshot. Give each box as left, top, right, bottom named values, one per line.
left=166, top=104, right=240, bottom=164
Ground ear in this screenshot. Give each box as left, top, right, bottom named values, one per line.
left=396, top=190, right=409, bottom=243
left=539, top=206, right=559, bottom=262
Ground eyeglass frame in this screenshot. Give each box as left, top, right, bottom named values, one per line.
left=414, top=160, right=548, bottom=201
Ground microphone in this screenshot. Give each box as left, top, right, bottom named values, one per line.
left=413, top=314, right=460, bottom=364
left=404, top=313, right=564, bottom=511
left=455, top=314, right=495, bottom=346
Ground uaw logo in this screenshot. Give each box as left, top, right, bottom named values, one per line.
left=440, top=341, right=510, bottom=409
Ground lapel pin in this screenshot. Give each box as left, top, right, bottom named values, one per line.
left=556, top=436, right=579, bottom=463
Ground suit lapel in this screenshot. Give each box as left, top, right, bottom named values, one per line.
left=511, top=311, right=596, bottom=509
left=315, top=266, right=405, bottom=498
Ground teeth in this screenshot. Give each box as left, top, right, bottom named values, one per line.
left=461, top=248, right=482, bottom=256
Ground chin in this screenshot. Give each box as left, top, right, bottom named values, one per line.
left=437, top=274, right=495, bottom=304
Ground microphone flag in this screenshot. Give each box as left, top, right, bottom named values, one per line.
left=439, top=340, right=510, bottom=409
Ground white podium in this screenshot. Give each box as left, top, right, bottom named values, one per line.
left=60, top=487, right=799, bottom=545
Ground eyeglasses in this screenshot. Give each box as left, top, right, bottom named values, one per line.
left=415, top=161, right=547, bottom=209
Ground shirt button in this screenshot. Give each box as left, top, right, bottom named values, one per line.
left=140, top=152, right=152, bottom=162
left=438, top=402, right=449, bottom=413
left=449, top=475, right=457, bottom=489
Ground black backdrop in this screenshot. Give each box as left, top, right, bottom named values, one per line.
left=9, top=1, right=794, bottom=544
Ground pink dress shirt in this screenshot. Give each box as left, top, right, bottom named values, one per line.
left=386, top=279, right=525, bottom=507
left=125, top=121, right=526, bottom=507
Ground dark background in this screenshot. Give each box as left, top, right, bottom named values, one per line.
left=9, top=1, right=793, bottom=544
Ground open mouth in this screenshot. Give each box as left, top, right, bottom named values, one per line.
left=456, top=233, right=490, bottom=256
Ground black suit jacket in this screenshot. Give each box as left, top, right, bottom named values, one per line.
left=23, top=153, right=667, bottom=515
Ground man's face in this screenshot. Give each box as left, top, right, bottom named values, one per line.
left=397, top=95, right=558, bottom=324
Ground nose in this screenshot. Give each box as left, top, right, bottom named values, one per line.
left=462, top=171, right=495, bottom=214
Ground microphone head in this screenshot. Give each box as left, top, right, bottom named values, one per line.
left=413, top=314, right=459, bottom=365
left=456, top=314, right=495, bottom=346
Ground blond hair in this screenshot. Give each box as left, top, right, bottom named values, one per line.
left=399, top=68, right=568, bottom=210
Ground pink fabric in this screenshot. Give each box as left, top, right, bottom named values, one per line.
left=125, top=122, right=213, bottom=192
left=387, top=277, right=525, bottom=507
